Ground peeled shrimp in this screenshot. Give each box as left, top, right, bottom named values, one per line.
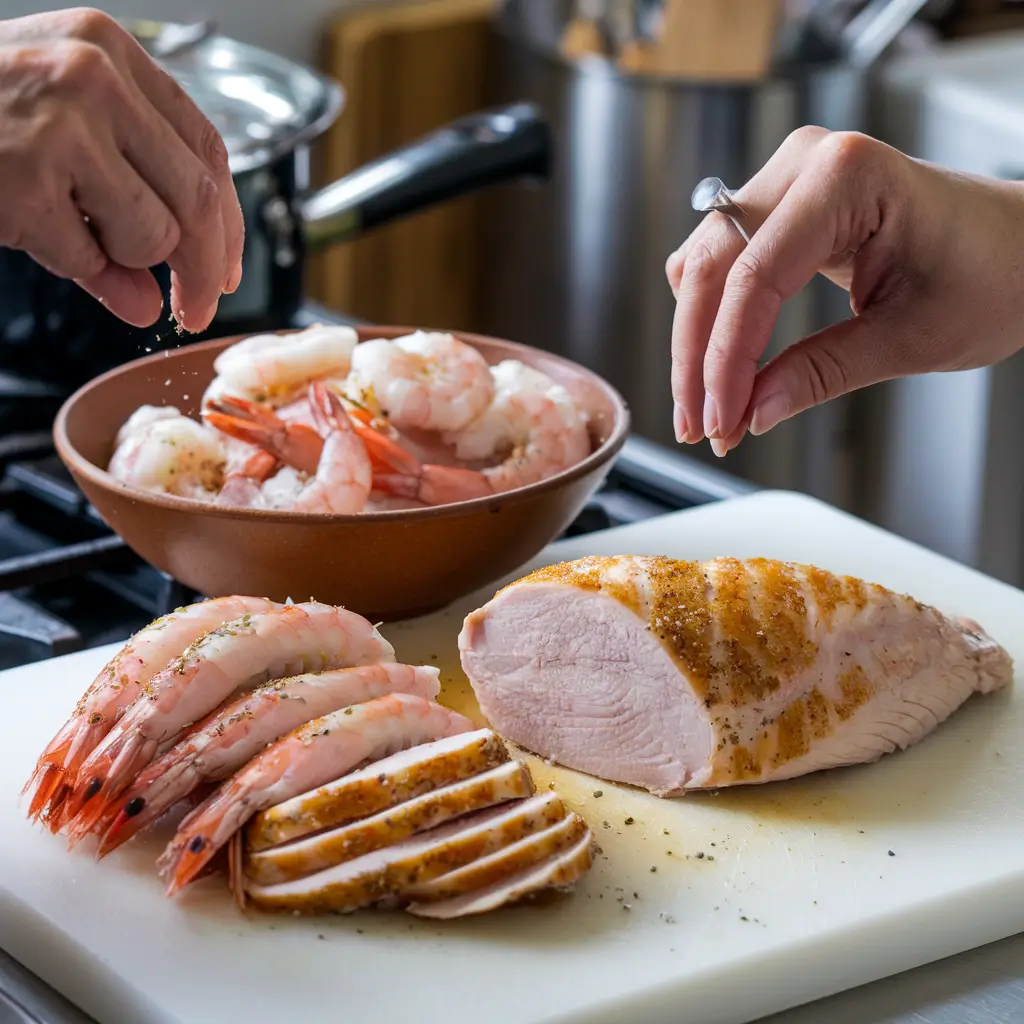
left=108, top=412, right=226, bottom=500
left=62, top=602, right=396, bottom=837
left=96, top=663, right=442, bottom=856
left=201, top=324, right=358, bottom=409
left=346, top=332, right=494, bottom=433
left=23, top=596, right=281, bottom=830
left=157, top=692, right=475, bottom=895
left=362, top=360, right=592, bottom=503
left=204, top=382, right=372, bottom=514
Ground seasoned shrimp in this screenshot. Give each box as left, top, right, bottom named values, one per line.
left=201, top=324, right=357, bottom=409
left=346, top=332, right=494, bottom=433
left=23, top=596, right=281, bottom=830
left=157, top=692, right=475, bottom=895
left=95, top=663, right=442, bottom=856
left=108, top=413, right=226, bottom=499
left=204, top=383, right=373, bottom=514
left=363, top=361, right=592, bottom=503
left=63, top=602, right=396, bottom=839
left=114, top=404, right=182, bottom=448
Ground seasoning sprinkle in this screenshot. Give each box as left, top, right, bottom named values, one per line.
left=624, top=817, right=635, bottom=826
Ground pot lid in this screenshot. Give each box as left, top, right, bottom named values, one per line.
left=125, top=20, right=345, bottom=174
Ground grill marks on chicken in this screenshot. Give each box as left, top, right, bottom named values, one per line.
left=233, top=728, right=594, bottom=917
left=460, top=556, right=1013, bottom=795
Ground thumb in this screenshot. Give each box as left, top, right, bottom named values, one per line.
left=746, top=315, right=892, bottom=436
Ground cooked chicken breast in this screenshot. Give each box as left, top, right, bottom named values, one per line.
left=405, top=812, right=589, bottom=903
left=235, top=727, right=596, bottom=918
left=245, top=760, right=534, bottom=885
left=243, top=792, right=569, bottom=914
left=244, top=728, right=510, bottom=851
left=459, top=555, right=1014, bottom=795
left=406, top=830, right=594, bottom=920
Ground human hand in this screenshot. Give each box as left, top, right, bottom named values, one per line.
left=0, top=8, right=244, bottom=332
left=666, top=127, right=1024, bottom=456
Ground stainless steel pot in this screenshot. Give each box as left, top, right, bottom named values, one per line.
left=475, top=0, right=926, bottom=507
left=0, top=20, right=551, bottom=390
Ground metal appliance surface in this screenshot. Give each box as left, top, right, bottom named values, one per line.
left=864, top=31, right=1024, bottom=587
left=0, top=22, right=551, bottom=392
left=0, top=302, right=1019, bottom=1022
left=475, top=0, right=935, bottom=510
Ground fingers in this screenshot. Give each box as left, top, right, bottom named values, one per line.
left=701, top=135, right=886, bottom=444
left=746, top=314, right=889, bottom=436
left=669, top=219, right=746, bottom=442
left=18, top=196, right=164, bottom=326
left=116, top=95, right=228, bottom=332
left=71, top=139, right=180, bottom=271
left=77, top=263, right=165, bottom=327
left=666, top=126, right=835, bottom=443
left=113, top=28, right=244, bottom=299
left=27, top=9, right=244, bottom=329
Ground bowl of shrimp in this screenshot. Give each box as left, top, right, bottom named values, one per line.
left=53, top=324, right=629, bottom=619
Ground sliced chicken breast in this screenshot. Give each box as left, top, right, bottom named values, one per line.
left=406, top=831, right=594, bottom=919
left=244, top=792, right=567, bottom=914
left=244, top=728, right=509, bottom=851
left=244, top=760, right=534, bottom=885
left=459, top=555, right=1014, bottom=795
left=405, top=812, right=590, bottom=903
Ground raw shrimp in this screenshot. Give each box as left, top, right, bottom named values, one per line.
left=201, top=324, right=357, bottom=409
left=62, top=602, right=396, bottom=839
left=156, top=692, right=475, bottom=895
left=96, top=663, right=442, bottom=856
left=23, top=596, right=281, bottom=830
left=108, top=412, right=226, bottom=499
left=204, top=383, right=373, bottom=514
left=365, top=360, right=592, bottom=503
left=346, top=332, right=494, bottom=433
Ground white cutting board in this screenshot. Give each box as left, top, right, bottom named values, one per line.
left=1, top=490, right=1023, bottom=1024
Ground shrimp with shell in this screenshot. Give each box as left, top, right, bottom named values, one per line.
left=62, top=602, right=396, bottom=840
left=157, top=691, right=475, bottom=895
left=23, top=596, right=282, bottom=830
left=95, top=663, right=442, bottom=856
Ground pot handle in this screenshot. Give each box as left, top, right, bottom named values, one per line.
left=298, top=102, right=552, bottom=251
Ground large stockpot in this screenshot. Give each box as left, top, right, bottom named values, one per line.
left=0, top=20, right=551, bottom=391
left=475, top=0, right=918, bottom=507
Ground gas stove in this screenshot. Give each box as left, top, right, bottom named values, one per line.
left=0, top=301, right=756, bottom=1024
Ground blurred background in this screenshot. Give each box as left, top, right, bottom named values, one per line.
left=5, top=0, right=1024, bottom=583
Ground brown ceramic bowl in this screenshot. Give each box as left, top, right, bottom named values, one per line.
left=54, top=326, right=629, bottom=620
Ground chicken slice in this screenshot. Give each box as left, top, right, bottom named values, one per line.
left=243, top=792, right=567, bottom=914
left=244, top=760, right=534, bottom=885
left=244, top=728, right=509, bottom=851
left=405, top=812, right=589, bottom=903
left=459, top=555, right=1014, bottom=795
left=406, top=831, right=594, bottom=920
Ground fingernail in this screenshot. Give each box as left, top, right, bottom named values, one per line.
left=673, top=404, right=687, bottom=443
left=710, top=437, right=728, bottom=458
left=224, top=261, right=242, bottom=295
left=750, top=392, right=792, bottom=436
left=703, top=393, right=720, bottom=439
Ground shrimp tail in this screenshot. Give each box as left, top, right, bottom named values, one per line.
left=204, top=398, right=324, bottom=475
left=158, top=781, right=253, bottom=896
left=95, top=753, right=197, bottom=858
left=375, top=465, right=492, bottom=506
